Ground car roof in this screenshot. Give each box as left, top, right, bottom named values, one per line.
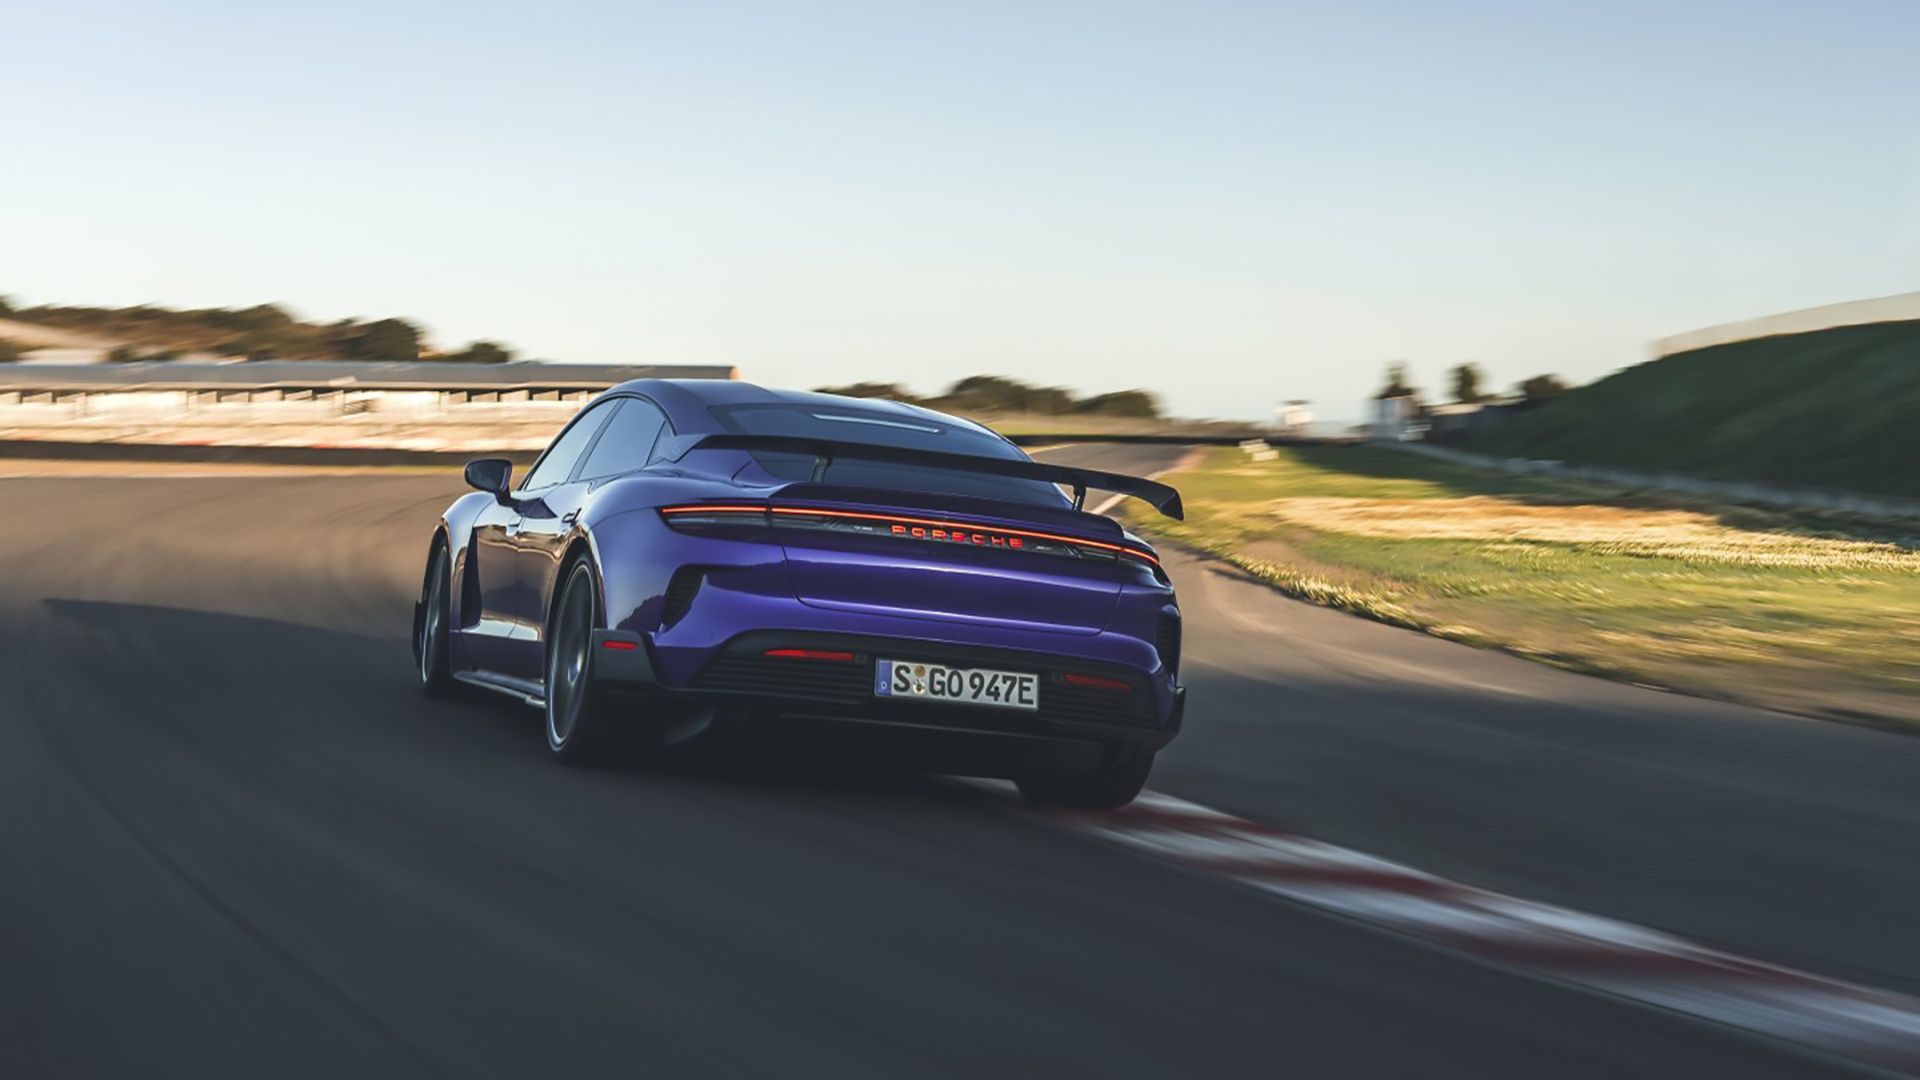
left=607, top=378, right=1002, bottom=438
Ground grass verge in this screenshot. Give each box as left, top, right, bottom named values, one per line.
left=1133, top=444, right=1920, bottom=727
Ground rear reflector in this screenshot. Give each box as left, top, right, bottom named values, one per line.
left=765, top=648, right=856, bottom=662
left=601, top=640, right=640, bottom=651
left=1063, top=673, right=1133, bottom=693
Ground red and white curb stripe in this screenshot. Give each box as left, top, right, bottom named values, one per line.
left=1039, top=789, right=1920, bottom=1074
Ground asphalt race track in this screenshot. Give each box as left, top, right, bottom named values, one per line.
left=7, top=446, right=1920, bottom=1077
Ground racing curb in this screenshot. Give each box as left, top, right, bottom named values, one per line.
left=1030, top=788, right=1920, bottom=1076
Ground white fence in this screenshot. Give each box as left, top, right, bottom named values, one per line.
left=1653, top=291, right=1920, bottom=358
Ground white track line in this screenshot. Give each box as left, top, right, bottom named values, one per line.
left=1007, top=786, right=1920, bottom=1074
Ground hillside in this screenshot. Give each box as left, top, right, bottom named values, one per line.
left=1467, top=320, right=1920, bottom=497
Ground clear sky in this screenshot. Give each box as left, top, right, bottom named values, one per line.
left=4, top=1, right=1916, bottom=420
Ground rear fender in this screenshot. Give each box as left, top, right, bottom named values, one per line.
left=585, top=504, right=788, bottom=637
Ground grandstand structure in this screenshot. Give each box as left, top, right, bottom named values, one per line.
left=0, top=361, right=740, bottom=452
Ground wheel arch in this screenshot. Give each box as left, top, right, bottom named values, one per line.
left=542, top=534, right=605, bottom=678
left=411, top=525, right=453, bottom=664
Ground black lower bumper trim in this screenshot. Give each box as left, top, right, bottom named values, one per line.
left=592, top=630, right=658, bottom=685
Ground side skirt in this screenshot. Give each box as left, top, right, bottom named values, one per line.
left=453, top=670, right=545, bottom=709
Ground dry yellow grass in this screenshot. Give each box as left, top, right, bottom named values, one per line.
left=1266, top=496, right=1920, bottom=572
left=1134, top=445, right=1920, bottom=725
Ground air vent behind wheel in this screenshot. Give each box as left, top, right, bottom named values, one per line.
left=661, top=568, right=705, bottom=626
left=1156, top=612, right=1182, bottom=678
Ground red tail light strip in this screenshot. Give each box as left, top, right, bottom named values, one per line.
left=1063, top=672, right=1135, bottom=693
left=657, top=504, right=1159, bottom=567
left=764, top=648, right=857, bottom=661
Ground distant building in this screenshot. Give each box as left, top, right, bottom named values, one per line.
left=1369, top=392, right=1421, bottom=441
left=1423, top=401, right=1487, bottom=441
left=1274, top=399, right=1313, bottom=435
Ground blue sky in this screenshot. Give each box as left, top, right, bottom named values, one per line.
left=4, top=1, right=1916, bottom=419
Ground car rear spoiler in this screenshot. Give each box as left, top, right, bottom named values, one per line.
left=663, top=433, right=1184, bottom=520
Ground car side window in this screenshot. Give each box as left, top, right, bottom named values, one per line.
left=520, top=401, right=615, bottom=490
left=578, top=398, right=669, bottom=481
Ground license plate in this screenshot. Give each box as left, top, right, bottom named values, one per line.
left=875, top=659, right=1038, bottom=711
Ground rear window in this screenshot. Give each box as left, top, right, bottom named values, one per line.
left=710, top=403, right=1069, bottom=507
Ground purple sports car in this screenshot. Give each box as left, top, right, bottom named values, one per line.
left=413, top=380, right=1185, bottom=808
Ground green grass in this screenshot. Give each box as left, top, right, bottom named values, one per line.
left=1138, top=445, right=1920, bottom=726
left=1467, top=320, right=1920, bottom=497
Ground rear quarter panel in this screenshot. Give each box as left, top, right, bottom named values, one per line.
left=437, top=490, right=498, bottom=630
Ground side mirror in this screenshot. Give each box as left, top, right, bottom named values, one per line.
left=464, top=458, right=513, bottom=504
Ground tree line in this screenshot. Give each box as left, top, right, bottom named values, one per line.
left=813, top=375, right=1162, bottom=419
left=1378, top=361, right=1570, bottom=407
left=0, top=296, right=514, bottom=364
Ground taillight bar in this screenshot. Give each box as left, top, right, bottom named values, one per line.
left=764, top=648, right=856, bottom=661
left=1062, top=672, right=1134, bottom=693
left=658, top=504, right=1159, bottom=567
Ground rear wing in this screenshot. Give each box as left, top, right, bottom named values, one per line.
left=663, top=433, right=1184, bottom=520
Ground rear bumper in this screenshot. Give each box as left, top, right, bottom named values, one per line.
left=596, top=627, right=1180, bottom=752
left=586, top=509, right=1182, bottom=754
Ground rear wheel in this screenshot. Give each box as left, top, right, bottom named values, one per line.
left=546, top=557, right=638, bottom=766
left=1016, top=745, right=1155, bottom=809
left=417, top=542, right=455, bottom=697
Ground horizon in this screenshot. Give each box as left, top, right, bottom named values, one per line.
left=5, top=1, right=1916, bottom=421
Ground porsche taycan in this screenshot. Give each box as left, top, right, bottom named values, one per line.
left=413, top=379, right=1185, bottom=807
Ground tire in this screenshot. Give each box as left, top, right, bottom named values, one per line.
left=1016, top=745, right=1155, bottom=809
left=417, top=542, right=456, bottom=697
left=545, top=557, right=636, bottom=766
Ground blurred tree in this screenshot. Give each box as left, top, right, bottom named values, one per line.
left=1022, top=386, right=1075, bottom=414
left=323, top=319, right=362, bottom=358
left=1377, top=362, right=1418, bottom=399
left=440, top=340, right=514, bottom=364
left=1518, top=374, right=1570, bottom=404
left=341, top=318, right=421, bottom=363
left=937, top=376, right=1083, bottom=414
left=1072, top=389, right=1161, bottom=418
left=107, top=345, right=141, bottom=363
left=0, top=295, right=15, bottom=317
left=0, top=340, right=21, bottom=363
left=229, top=303, right=296, bottom=333
left=941, top=375, right=1030, bottom=411
left=815, top=375, right=1163, bottom=418
left=219, top=304, right=300, bottom=357
left=1450, top=362, right=1487, bottom=403
left=813, top=382, right=921, bottom=403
